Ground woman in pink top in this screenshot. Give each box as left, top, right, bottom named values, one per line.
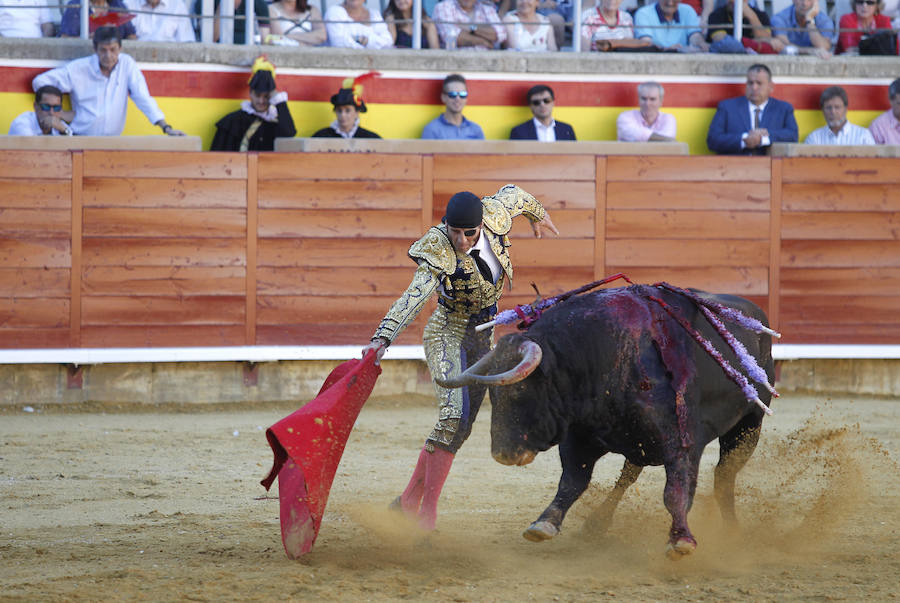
left=836, top=0, right=893, bottom=54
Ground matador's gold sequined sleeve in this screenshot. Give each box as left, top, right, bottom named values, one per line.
left=487, top=184, right=546, bottom=229
left=372, top=261, right=441, bottom=344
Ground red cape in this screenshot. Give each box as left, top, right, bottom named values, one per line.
left=261, top=350, right=381, bottom=558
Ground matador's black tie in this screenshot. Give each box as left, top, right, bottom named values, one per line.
left=470, top=249, right=493, bottom=283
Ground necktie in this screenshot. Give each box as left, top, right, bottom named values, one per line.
left=753, top=107, right=761, bottom=130
left=470, top=249, right=493, bottom=283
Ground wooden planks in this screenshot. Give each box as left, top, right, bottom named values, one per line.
left=605, top=155, right=771, bottom=303
left=0, top=151, right=71, bottom=348
left=2, top=151, right=898, bottom=350
left=778, top=157, right=900, bottom=343
left=79, top=152, right=249, bottom=347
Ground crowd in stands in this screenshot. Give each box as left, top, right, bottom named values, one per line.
left=8, top=28, right=900, bottom=152
left=1, top=0, right=897, bottom=54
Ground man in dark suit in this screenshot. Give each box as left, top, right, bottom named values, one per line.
left=510, top=84, right=576, bottom=142
left=707, top=64, right=798, bottom=155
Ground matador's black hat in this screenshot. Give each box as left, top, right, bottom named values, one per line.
left=444, top=191, right=483, bottom=228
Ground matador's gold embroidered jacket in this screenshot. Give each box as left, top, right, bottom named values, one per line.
left=372, top=184, right=547, bottom=343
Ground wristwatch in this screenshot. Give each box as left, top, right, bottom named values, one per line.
left=469, top=24, right=477, bottom=33
left=162, top=124, right=173, bottom=134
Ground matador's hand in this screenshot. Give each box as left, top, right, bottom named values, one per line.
left=362, top=337, right=388, bottom=365
left=531, top=211, right=560, bottom=238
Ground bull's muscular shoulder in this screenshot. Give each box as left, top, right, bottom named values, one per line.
left=408, top=226, right=456, bottom=274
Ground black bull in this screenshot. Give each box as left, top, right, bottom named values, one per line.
left=436, top=285, right=774, bottom=557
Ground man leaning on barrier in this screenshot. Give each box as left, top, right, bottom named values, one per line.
left=32, top=26, right=185, bottom=137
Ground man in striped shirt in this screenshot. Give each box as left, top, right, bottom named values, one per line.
left=804, top=86, right=875, bottom=146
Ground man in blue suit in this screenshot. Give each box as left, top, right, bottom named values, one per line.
left=707, top=64, right=798, bottom=155
left=510, top=84, right=576, bottom=142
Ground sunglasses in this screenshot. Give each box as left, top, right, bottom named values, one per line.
left=38, top=103, right=63, bottom=111
left=445, top=91, right=468, bottom=99
left=530, top=97, right=554, bottom=106
left=856, top=1, right=877, bottom=4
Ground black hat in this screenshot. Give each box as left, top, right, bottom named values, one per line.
left=330, top=71, right=380, bottom=113
left=248, top=56, right=276, bottom=93
left=444, top=192, right=483, bottom=228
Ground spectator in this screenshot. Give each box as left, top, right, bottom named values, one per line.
left=509, top=84, right=575, bottom=140
left=706, top=0, right=783, bottom=54
left=869, top=78, right=900, bottom=144
left=503, top=0, right=557, bottom=50
left=771, top=0, right=834, bottom=57
left=0, top=0, right=56, bottom=37
left=213, top=0, right=271, bottom=44
left=59, top=0, right=138, bottom=39
left=313, top=73, right=382, bottom=139
left=125, top=0, right=196, bottom=41
left=804, top=86, right=876, bottom=145
left=707, top=64, right=798, bottom=155
left=421, top=74, right=485, bottom=139
left=835, top=0, right=893, bottom=54
left=634, top=0, right=709, bottom=52
left=616, top=81, right=677, bottom=141
left=581, top=0, right=652, bottom=52
left=210, top=57, right=296, bottom=151
left=32, top=26, right=184, bottom=137
left=383, top=0, right=440, bottom=47
left=325, top=0, right=393, bottom=48
left=432, top=0, right=506, bottom=49
left=8, top=86, right=75, bottom=136
left=534, top=0, right=567, bottom=47
left=268, top=0, right=327, bottom=46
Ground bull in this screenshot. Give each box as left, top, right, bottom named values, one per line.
left=436, top=285, right=775, bottom=557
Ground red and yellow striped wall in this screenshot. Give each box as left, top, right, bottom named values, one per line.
left=1, top=61, right=894, bottom=153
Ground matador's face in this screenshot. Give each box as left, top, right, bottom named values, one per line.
left=448, top=224, right=482, bottom=254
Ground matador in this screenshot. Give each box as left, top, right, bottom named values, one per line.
left=362, top=185, right=559, bottom=531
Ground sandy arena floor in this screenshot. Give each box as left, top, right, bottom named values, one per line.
left=1, top=392, right=898, bottom=602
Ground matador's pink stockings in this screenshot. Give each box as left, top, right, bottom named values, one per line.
left=398, top=446, right=455, bottom=531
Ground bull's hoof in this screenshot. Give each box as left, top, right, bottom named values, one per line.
left=523, top=520, right=559, bottom=542
left=665, top=537, right=697, bottom=560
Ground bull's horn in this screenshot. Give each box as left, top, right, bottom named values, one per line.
left=434, top=340, right=543, bottom=388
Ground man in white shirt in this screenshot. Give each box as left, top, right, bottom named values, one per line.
left=31, top=26, right=185, bottom=137
left=805, top=86, right=875, bottom=145
left=509, top=84, right=576, bottom=141
left=124, top=0, right=196, bottom=42
left=0, top=0, right=56, bottom=38
left=8, top=86, right=74, bottom=136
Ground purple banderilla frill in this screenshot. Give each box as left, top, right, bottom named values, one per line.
left=479, top=275, right=780, bottom=416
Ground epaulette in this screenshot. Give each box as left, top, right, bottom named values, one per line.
left=408, top=226, right=457, bottom=275
left=481, top=196, right=512, bottom=235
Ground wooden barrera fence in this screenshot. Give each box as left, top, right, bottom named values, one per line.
left=1, top=150, right=898, bottom=349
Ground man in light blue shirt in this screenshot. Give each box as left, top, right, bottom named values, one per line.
left=804, top=86, right=875, bottom=145
left=32, top=26, right=184, bottom=137
left=634, top=0, right=708, bottom=51
left=422, top=74, right=485, bottom=140
left=771, top=0, right=834, bottom=57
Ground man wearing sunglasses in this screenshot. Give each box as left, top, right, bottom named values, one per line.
left=422, top=74, right=485, bottom=140
left=8, top=85, right=75, bottom=136
left=510, top=84, right=576, bottom=141
left=362, top=185, right=558, bottom=534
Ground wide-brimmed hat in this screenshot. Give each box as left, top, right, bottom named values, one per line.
left=330, top=71, right=380, bottom=112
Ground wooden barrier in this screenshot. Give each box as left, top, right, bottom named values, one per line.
left=1, top=149, right=897, bottom=349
